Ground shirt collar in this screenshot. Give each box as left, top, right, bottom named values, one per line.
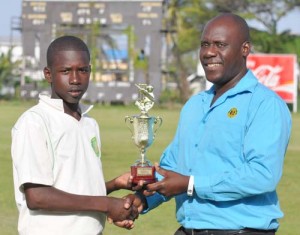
left=209, top=70, right=258, bottom=95
left=198, top=70, right=259, bottom=105
left=38, top=93, right=93, bottom=115
left=230, top=69, right=258, bottom=94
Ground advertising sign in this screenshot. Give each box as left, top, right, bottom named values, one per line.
left=247, top=54, right=298, bottom=112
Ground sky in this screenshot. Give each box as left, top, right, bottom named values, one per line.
left=0, top=0, right=22, bottom=38
left=1, top=0, right=300, bottom=38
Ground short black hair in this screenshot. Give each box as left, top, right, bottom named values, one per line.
left=46, top=35, right=90, bottom=67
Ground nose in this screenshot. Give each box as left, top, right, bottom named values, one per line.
left=69, top=71, right=80, bottom=84
left=201, top=44, right=217, bottom=58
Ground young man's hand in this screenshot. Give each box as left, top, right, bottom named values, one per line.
left=106, top=172, right=146, bottom=194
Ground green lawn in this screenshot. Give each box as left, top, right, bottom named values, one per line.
left=0, top=100, right=299, bottom=235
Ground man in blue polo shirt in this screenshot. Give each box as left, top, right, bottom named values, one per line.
left=134, top=13, right=292, bottom=235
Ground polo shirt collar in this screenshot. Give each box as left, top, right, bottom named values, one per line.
left=209, top=70, right=258, bottom=95
left=38, top=93, right=93, bottom=115
left=230, top=69, right=258, bottom=94
left=200, top=70, right=259, bottom=107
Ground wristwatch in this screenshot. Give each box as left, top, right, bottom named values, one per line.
left=187, top=175, right=194, bottom=196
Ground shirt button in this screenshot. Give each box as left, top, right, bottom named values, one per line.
left=189, top=169, right=192, bottom=173
left=195, top=144, right=198, bottom=147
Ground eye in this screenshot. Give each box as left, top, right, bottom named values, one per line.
left=215, top=42, right=227, bottom=48
left=79, top=67, right=90, bottom=73
left=61, top=69, right=69, bottom=75
left=200, top=42, right=210, bottom=48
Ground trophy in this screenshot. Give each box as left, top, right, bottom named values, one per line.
left=125, top=84, right=162, bottom=184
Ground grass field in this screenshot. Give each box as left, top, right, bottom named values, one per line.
left=0, top=100, right=299, bottom=235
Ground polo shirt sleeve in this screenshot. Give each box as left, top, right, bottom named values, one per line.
left=11, top=111, right=54, bottom=193
left=195, top=95, right=291, bottom=201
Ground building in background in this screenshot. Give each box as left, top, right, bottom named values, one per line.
left=20, top=0, right=164, bottom=103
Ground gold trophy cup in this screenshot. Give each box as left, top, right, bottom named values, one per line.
left=125, top=84, right=162, bottom=184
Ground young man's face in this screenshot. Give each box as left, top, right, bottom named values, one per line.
left=44, top=50, right=91, bottom=104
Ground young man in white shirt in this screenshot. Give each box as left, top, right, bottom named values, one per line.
left=11, top=35, right=140, bottom=235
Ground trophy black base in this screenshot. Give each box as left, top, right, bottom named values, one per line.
left=131, top=165, right=156, bottom=184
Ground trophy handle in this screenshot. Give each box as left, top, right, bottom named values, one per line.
left=125, top=116, right=134, bottom=135
left=153, top=116, right=163, bottom=134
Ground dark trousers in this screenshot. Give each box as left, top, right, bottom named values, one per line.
left=174, top=226, right=276, bottom=235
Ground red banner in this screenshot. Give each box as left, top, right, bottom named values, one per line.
left=247, top=54, right=297, bottom=104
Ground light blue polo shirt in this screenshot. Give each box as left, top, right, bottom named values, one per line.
left=145, top=70, right=291, bottom=230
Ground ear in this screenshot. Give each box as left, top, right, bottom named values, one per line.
left=43, top=67, right=52, bottom=83
left=242, top=41, right=251, bottom=56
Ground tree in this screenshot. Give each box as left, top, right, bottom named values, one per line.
left=162, top=0, right=215, bottom=103
left=209, top=0, right=300, bottom=34
left=0, top=48, right=21, bottom=97
left=208, top=0, right=300, bottom=54
left=124, top=25, right=151, bottom=84
left=163, top=0, right=300, bottom=103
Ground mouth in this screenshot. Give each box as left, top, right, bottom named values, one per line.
left=68, top=89, right=82, bottom=97
left=205, top=63, right=223, bottom=69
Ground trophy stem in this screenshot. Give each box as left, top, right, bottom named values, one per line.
left=141, top=148, right=146, bottom=166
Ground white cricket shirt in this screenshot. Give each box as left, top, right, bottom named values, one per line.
left=11, top=94, right=106, bottom=235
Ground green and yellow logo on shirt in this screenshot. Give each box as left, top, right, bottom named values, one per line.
left=227, top=107, right=238, bottom=118
left=91, top=137, right=100, bottom=157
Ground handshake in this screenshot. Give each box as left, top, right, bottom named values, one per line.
left=105, top=163, right=189, bottom=230
left=106, top=193, right=144, bottom=230
left=105, top=172, right=150, bottom=230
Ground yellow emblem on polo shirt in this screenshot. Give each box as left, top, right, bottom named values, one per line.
left=227, top=108, right=238, bottom=118
left=91, top=137, right=100, bottom=157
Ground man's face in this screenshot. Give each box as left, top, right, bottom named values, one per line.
left=199, top=18, right=246, bottom=87
left=44, top=50, right=90, bottom=104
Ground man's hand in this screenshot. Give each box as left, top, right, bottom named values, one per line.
left=146, top=163, right=189, bottom=197
left=106, top=197, right=138, bottom=222
left=108, top=193, right=144, bottom=229
left=123, top=193, right=144, bottom=213
left=111, top=219, right=135, bottom=230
